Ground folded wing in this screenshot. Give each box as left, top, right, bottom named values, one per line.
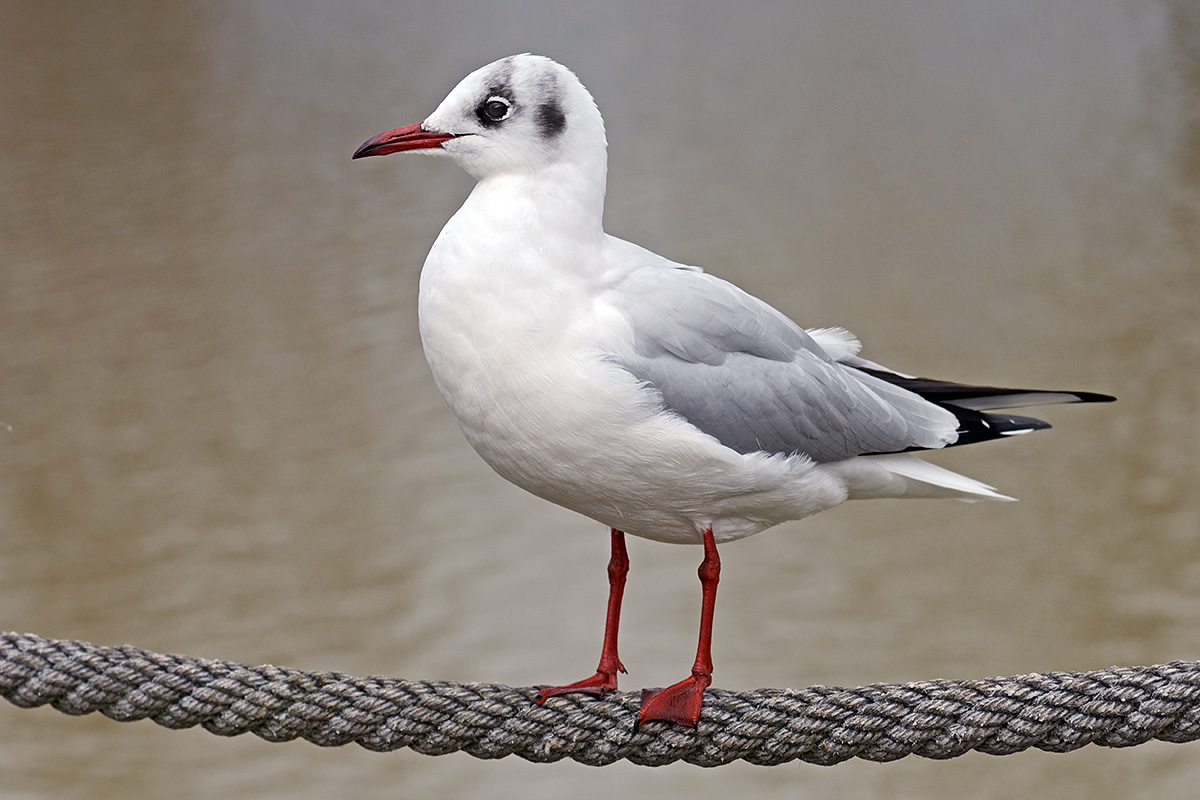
left=608, top=267, right=957, bottom=462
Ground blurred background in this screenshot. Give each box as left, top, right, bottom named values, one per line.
left=1, top=1, right=1198, bottom=797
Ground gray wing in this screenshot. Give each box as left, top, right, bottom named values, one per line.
left=607, top=265, right=958, bottom=462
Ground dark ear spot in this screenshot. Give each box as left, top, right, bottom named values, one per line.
left=537, top=100, right=566, bottom=139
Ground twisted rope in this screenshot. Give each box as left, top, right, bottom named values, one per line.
left=2, top=631, right=1198, bottom=767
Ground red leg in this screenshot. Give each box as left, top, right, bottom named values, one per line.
left=536, top=529, right=629, bottom=702
left=636, top=528, right=719, bottom=729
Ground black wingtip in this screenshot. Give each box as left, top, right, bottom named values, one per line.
left=951, top=410, right=1052, bottom=447
left=1069, top=391, right=1117, bottom=404
left=853, top=367, right=1115, bottom=407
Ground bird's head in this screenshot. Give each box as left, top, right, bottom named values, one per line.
left=353, top=54, right=606, bottom=182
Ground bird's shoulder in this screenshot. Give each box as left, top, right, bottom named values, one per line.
left=599, top=237, right=823, bottom=366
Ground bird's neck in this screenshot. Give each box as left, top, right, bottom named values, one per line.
left=464, top=159, right=607, bottom=244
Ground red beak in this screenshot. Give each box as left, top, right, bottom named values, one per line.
left=352, top=123, right=457, bottom=159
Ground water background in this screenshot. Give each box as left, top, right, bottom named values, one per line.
left=2, top=2, right=1199, bottom=797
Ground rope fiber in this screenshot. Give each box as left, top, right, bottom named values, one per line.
left=2, top=631, right=1198, bottom=767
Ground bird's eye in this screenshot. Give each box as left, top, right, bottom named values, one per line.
left=480, top=96, right=512, bottom=123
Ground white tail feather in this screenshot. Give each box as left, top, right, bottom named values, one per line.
left=836, top=454, right=1016, bottom=502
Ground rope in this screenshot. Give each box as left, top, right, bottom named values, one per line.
left=2, top=631, right=1198, bottom=767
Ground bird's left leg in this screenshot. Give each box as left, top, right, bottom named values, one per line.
left=535, top=529, right=629, bottom=701
left=636, top=527, right=719, bottom=729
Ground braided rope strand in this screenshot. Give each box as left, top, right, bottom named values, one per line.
left=2, top=632, right=1198, bottom=767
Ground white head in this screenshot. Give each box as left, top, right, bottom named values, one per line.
left=353, top=54, right=607, bottom=184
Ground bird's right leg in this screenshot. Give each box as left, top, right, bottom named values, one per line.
left=635, top=527, right=719, bottom=729
left=535, top=529, right=629, bottom=701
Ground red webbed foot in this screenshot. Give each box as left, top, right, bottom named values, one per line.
left=535, top=662, right=626, bottom=703
left=635, top=671, right=711, bottom=729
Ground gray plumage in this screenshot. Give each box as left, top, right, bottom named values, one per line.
left=608, top=266, right=959, bottom=463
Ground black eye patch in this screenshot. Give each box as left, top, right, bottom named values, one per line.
left=536, top=100, right=566, bottom=138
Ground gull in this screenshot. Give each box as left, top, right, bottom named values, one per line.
left=352, top=54, right=1113, bottom=729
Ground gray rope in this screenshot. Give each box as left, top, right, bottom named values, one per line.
left=2, top=631, right=1198, bottom=767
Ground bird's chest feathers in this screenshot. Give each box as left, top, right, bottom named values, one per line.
left=417, top=214, right=608, bottom=465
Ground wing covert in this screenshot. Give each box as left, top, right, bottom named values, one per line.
left=606, top=266, right=958, bottom=462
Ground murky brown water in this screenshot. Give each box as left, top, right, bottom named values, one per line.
left=2, top=2, right=1199, bottom=797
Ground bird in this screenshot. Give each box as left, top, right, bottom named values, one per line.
left=352, top=54, right=1114, bottom=729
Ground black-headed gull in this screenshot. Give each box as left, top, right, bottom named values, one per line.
left=353, top=54, right=1113, bottom=729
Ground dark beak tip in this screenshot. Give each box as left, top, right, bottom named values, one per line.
left=352, top=132, right=395, bottom=160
